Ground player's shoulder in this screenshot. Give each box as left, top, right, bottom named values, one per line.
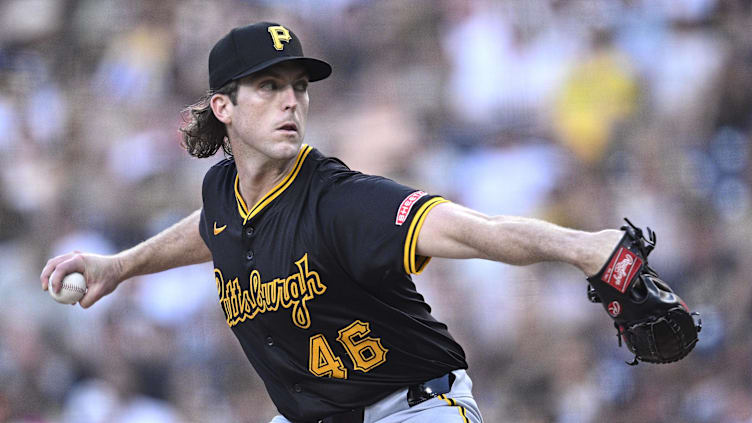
left=208, top=157, right=236, bottom=173
left=307, top=148, right=419, bottom=207
left=201, top=157, right=236, bottom=193
left=307, top=147, right=386, bottom=187
left=307, top=147, right=351, bottom=175
left=205, top=157, right=236, bottom=177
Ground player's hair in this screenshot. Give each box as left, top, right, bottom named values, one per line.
left=180, top=81, right=239, bottom=158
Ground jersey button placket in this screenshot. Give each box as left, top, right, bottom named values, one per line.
left=243, top=224, right=255, bottom=263
left=265, top=336, right=274, bottom=346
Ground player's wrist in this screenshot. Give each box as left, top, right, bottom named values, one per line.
left=579, top=229, right=623, bottom=277
left=111, top=251, right=134, bottom=283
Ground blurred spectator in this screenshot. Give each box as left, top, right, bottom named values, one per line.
left=553, top=29, right=638, bottom=164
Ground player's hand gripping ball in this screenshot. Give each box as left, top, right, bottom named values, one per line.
left=49, top=272, right=87, bottom=304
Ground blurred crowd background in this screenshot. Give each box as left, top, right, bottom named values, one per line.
left=1, top=0, right=751, bottom=422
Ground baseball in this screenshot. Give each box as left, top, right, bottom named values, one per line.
left=49, top=272, right=87, bottom=304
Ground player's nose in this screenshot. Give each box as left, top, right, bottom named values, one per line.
left=280, top=85, right=298, bottom=111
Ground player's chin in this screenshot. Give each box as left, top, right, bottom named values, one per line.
left=276, top=129, right=304, bottom=142
left=271, top=133, right=304, bottom=154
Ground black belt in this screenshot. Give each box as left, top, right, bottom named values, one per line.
left=316, top=373, right=456, bottom=423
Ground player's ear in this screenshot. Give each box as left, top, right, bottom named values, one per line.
left=210, top=93, right=233, bottom=124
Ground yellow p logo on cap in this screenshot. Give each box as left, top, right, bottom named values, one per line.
left=268, top=25, right=292, bottom=51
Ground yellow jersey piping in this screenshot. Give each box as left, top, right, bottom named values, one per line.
left=402, top=197, right=448, bottom=275
left=438, top=394, right=470, bottom=423
left=234, top=144, right=313, bottom=224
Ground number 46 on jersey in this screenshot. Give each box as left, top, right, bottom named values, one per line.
left=309, top=320, right=388, bottom=379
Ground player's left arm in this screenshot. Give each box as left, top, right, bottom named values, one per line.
left=415, top=202, right=622, bottom=276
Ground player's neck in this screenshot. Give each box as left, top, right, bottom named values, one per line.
left=233, top=148, right=299, bottom=209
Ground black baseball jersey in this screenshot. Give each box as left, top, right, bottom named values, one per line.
left=198, top=145, right=467, bottom=421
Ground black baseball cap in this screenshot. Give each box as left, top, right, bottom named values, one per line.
left=209, top=22, right=332, bottom=91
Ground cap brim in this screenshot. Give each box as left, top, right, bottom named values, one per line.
left=232, top=56, right=332, bottom=83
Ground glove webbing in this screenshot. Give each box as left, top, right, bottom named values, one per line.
left=623, top=309, right=700, bottom=365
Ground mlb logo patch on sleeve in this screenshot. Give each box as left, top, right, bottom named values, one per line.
left=601, top=247, right=643, bottom=293
left=395, top=191, right=427, bottom=225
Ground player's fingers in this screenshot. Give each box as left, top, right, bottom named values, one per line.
left=78, top=290, right=96, bottom=309
left=48, top=255, right=86, bottom=294
left=40, top=252, right=79, bottom=290
left=79, top=283, right=104, bottom=309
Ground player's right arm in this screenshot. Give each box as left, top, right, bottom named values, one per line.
left=40, top=209, right=211, bottom=308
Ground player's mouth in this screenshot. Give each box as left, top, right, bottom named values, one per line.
left=276, top=122, right=298, bottom=134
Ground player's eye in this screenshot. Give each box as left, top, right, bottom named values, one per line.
left=259, top=80, right=278, bottom=91
left=293, top=80, right=309, bottom=92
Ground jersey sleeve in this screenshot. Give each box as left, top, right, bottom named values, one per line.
left=320, top=171, right=447, bottom=285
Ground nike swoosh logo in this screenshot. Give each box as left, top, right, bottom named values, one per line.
left=213, top=222, right=227, bottom=235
